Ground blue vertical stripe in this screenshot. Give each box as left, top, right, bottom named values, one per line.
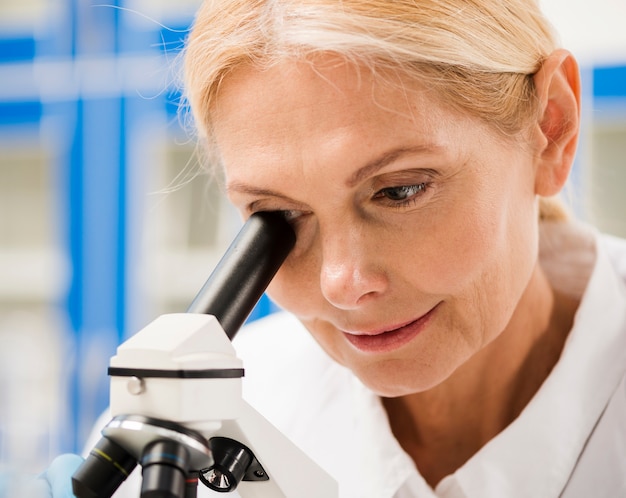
left=63, top=0, right=128, bottom=451
left=68, top=98, right=84, bottom=335
left=116, top=96, right=127, bottom=341
left=67, top=98, right=84, bottom=453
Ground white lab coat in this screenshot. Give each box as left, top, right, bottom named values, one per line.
left=92, top=221, right=626, bottom=498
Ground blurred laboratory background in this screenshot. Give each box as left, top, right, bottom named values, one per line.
left=0, top=0, right=624, bottom=483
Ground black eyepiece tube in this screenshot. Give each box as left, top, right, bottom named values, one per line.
left=186, top=211, right=295, bottom=340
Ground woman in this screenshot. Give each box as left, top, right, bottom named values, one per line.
left=41, top=0, right=626, bottom=496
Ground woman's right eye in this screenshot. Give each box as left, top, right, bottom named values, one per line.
left=277, top=209, right=307, bottom=223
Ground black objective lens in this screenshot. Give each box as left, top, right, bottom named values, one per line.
left=72, top=437, right=138, bottom=498
left=184, top=471, right=199, bottom=498
left=140, top=440, right=191, bottom=498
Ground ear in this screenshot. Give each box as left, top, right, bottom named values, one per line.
left=532, top=49, right=581, bottom=197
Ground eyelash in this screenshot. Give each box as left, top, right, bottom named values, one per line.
left=373, top=183, right=430, bottom=208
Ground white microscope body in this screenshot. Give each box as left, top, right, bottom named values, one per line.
left=106, top=312, right=338, bottom=497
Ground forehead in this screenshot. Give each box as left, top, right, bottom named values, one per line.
left=211, top=57, right=467, bottom=166
left=219, top=57, right=460, bottom=119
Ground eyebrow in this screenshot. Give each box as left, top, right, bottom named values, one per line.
left=226, top=183, right=292, bottom=201
left=346, top=144, right=440, bottom=187
left=226, top=144, right=440, bottom=198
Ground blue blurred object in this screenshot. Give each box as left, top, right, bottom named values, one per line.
left=0, top=36, right=35, bottom=62
left=0, top=454, right=81, bottom=498
left=40, top=454, right=84, bottom=498
left=593, top=64, right=626, bottom=98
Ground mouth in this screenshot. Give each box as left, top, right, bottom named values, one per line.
left=342, top=303, right=440, bottom=354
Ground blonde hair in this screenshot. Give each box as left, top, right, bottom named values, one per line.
left=183, top=0, right=568, bottom=220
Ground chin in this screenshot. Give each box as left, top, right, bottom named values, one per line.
left=355, top=364, right=446, bottom=398
left=364, top=380, right=430, bottom=398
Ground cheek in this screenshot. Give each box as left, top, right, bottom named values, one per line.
left=264, top=259, right=320, bottom=318
left=432, top=162, right=537, bottom=288
left=265, top=272, right=348, bottom=365
left=403, top=202, right=507, bottom=295
left=431, top=183, right=539, bottom=339
left=410, top=188, right=538, bottom=348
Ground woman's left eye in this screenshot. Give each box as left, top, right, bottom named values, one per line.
left=373, top=183, right=428, bottom=206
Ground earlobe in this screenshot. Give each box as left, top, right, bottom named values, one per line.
left=532, top=49, right=581, bottom=197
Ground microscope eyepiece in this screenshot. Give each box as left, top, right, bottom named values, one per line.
left=186, top=211, right=296, bottom=339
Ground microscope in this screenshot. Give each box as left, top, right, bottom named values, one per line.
left=71, top=212, right=338, bottom=498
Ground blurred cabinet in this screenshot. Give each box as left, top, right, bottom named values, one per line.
left=0, top=144, right=67, bottom=303
left=0, top=139, right=70, bottom=472
left=589, top=123, right=626, bottom=237
left=585, top=64, right=626, bottom=238
left=0, top=0, right=71, bottom=464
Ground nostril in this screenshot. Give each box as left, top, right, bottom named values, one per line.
left=320, top=263, right=387, bottom=310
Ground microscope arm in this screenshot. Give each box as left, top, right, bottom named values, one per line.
left=219, top=401, right=337, bottom=498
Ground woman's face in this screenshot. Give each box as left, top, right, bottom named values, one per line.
left=213, top=59, right=541, bottom=396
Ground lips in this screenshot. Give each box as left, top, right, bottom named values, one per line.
left=342, top=304, right=439, bottom=354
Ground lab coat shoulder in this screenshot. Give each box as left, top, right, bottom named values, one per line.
left=602, top=232, right=626, bottom=283
left=561, top=375, right=626, bottom=497
left=560, top=232, right=626, bottom=497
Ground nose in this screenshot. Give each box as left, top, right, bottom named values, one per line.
left=319, top=225, right=388, bottom=310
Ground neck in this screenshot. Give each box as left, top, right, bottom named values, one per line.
left=383, top=264, right=579, bottom=487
